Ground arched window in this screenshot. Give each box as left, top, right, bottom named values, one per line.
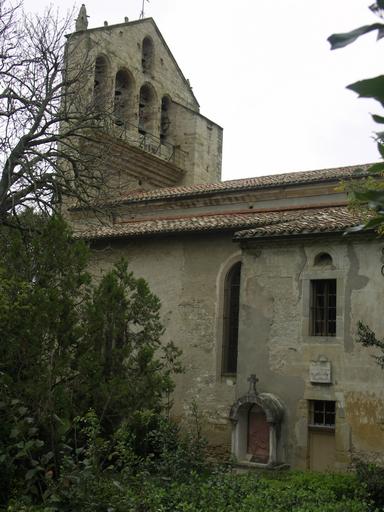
left=114, top=69, right=133, bottom=126
left=94, top=55, right=109, bottom=112
left=160, top=96, right=171, bottom=144
left=138, top=83, right=157, bottom=135
left=142, top=37, right=154, bottom=73
left=222, top=262, right=241, bottom=375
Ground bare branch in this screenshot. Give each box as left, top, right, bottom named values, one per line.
left=0, top=1, right=111, bottom=224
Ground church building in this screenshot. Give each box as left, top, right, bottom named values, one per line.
left=66, top=7, right=384, bottom=471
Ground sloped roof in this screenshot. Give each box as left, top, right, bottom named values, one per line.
left=77, top=205, right=366, bottom=241
left=77, top=164, right=371, bottom=209
left=233, top=206, right=366, bottom=240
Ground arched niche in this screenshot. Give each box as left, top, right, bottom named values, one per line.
left=160, top=95, right=172, bottom=144
left=114, top=68, right=134, bottom=126
left=314, top=252, right=333, bottom=267
left=138, top=83, right=157, bottom=135
left=230, top=392, right=284, bottom=466
left=94, top=55, right=110, bottom=113
left=142, top=36, right=154, bottom=73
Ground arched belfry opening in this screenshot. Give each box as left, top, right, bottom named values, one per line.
left=114, top=69, right=134, bottom=126
left=160, top=95, right=171, bottom=144
left=94, top=55, right=109, bottom=113
left=230, top=375, right=285, bottom=466
left=138, top=83, right=157, bottom=135
left=142, top=36, right=154, bottom=73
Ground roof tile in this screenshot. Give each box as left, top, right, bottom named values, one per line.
left=77, top=206, right=366, bottom=241
left=79, top=163, right=371, bottom=209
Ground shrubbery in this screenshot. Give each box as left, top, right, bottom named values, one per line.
left=6, top=469, right=375, bottom=512
left=1, top=217, right=383, bottom=512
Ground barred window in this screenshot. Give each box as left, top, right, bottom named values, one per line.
left=309, top=400, right=336, bottom=428
left=310, top=279, right=336, bottom=336
left=222, top=262, right=241, bottom=375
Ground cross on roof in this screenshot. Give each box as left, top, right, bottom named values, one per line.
left=248, top=374, right=259, bottom=395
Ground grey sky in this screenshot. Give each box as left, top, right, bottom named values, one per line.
left=23, top=0, right=383, bottom=180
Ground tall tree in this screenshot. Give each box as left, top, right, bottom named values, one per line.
left=0, top=215, right=182, bottom=488
left=0, top=1, right=106, bottom=224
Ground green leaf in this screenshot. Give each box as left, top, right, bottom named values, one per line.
left=378, top=142, right=384, bottom=159
left=347, top=76, right=384, bottom=105
left=368, top=162, right=384, bottom=173
left=25, top=468, right=38, bottom=480
left=10, top=427, right=20, bottom=439
left=372, top=114, right=384, bottom=123
left=353, top=189, right=384, bottom=205
left=363, top=215, right=384, bottom=230
left=328, top=23, right=384, bottom=49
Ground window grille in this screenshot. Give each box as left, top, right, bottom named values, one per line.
left=310, top=279, right=336, bottom=336
left=309, top=400, right=336, bottom=428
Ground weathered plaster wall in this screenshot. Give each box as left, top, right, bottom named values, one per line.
left=88, top=232, right=238, bottom=453
left=238, top=237, right=384, bottom=469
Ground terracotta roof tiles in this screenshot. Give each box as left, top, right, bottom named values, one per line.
left=80, top=164, right=371, bottom=209
left=77, top=206, right=367, bottom=241
left=233, top=206, right=365, bottom=240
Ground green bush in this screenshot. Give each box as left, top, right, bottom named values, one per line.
left=356, top=460, right=384, bottom=510
left=6, top=469, right=372, bottom=512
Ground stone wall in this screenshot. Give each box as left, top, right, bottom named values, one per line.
left=238, top=237, right=384, bottom=469
left=65, top=18, right=222, bottom=193
left=89, top=231, right=239, bottom=448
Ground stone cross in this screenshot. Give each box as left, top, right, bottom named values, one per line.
left=248, top=374, right=259, bottom=395
left=75, top=4, right=88, bottom=32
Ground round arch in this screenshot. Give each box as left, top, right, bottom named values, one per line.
left=230, top=391, right=285, bottom=466
left=113, top=68, right=135, bottom=126
left=138, top=82, right=158, bottom=135
left=160, top=94, right=172, bottom=144
left=93, top=54, right=111, bottom=112
left=215, top=252, right=242, bottom=380
left=142, top=36, right=154, bottom=73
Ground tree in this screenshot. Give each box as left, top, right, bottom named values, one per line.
left=329, top=4, right=384, bottom=375
left=0, top=1, right=107, bottom=225
left=0, top=215, right=182, bottom=502
left=328, top=1, right=384, bottom=232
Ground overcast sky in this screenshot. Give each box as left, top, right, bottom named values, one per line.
left=23, top=0, right=383, bottom=180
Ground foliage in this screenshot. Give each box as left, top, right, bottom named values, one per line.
left=356, top=460, right=384, bottom=510
left=328, top=2, right=384, bottom=233
left=7, top=470, right=372, bottom=512
left=0, top=378, right=49, bottom=505
left=0, top=214, right=183, bottom=506
left=356, top=321, right=384, bottom=368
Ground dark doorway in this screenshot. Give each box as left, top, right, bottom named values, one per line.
left=247, top=404, right=270, bottom=463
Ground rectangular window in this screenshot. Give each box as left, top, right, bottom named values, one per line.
left=310, top=279, right=336, bottom=336
left=309, top=400, right=336, bottom=428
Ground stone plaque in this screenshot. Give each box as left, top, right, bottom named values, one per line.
left=310, top=359, right=331, bottom=384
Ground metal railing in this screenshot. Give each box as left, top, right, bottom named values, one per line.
left=101, top=118, right=187, bottom=169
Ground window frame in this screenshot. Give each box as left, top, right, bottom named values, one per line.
left=309, top=400, right=336, bottom=431
left=310, top=279, right=337, bottom=337
left=221, top=262, right=241, bottom=376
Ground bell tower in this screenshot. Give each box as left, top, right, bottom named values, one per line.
left=66, top=6, right=223, bottom=201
